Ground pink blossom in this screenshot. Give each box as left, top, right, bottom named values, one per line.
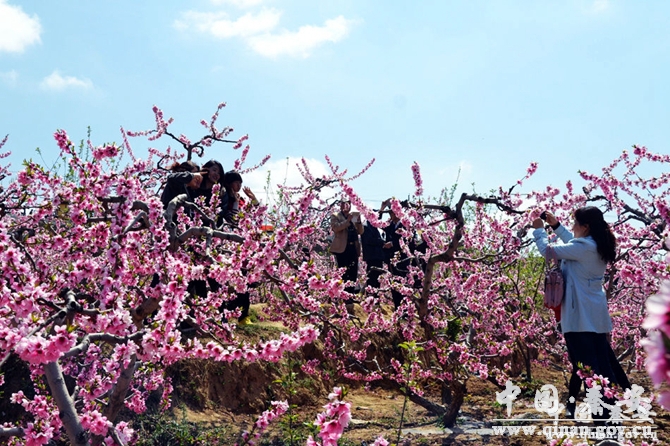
left=311, top=387, right=351, bottom=446
left=53, top=129, right=72, bottom=153
left=411, top=162, right=423, bottom=197
left=92, top=144, right=121, bottom=160
left=80, top=409, right=111, bottom=436
left=641, top=332, right=670, bottom=389
left=642, top=281, right=670, bottom=336
left=371, top=436, right=390, bottom=446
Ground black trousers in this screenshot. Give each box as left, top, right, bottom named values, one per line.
left=388, top=258, right=411, bottom=309
left=564, top=332, right=630, bottom=420
left=188, top=278, right=250, bottom=322
left=226, top=292, right=250, bottom=320
left=335, top=243, right=359, bottom=291
left=365, top=259, right=384, bottom=289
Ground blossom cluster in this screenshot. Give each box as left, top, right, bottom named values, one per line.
left=641, top=241, right=670, bottom=409
left=238, top=400, right=289, bottom=446
left=306, top=387, right=352, bottom=446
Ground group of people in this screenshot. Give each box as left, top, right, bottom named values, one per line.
left=160, top=159, right=258, bottom=227
left=162, top=165, right=628, bottom=417
left=330, top=199, right=630, bottom=422
left=159, top=159, right=259, bottom=325
left=329, top=198, right=421, bottom=309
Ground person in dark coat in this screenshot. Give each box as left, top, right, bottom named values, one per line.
left=160, top=160, right=202, bottom=209
left=381, top=201, right=408, bottom=309
left=361, top=218, right=385, bottom=290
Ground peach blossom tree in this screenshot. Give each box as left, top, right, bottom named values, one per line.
left=0, top=104, right=667, bottom=445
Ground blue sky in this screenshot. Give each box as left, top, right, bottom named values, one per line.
left=1, top=0, right=669, bottom=208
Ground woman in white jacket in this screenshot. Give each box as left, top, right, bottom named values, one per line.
left=532, top=206, right=629, bottom=420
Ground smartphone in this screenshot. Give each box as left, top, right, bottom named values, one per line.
left=540, top=211, right=547, bottom=221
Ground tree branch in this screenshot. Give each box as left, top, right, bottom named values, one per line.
left=102, top=356, right=138, bottom=424
left=0, top=427, right=25, bottom=438
left=63, top=332, right=144, bottom=358
left=44, top=361, right=90, bottom=446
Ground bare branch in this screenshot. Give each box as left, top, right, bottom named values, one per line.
left=110, top=427, right=128, bottom=446
left=277, top=248, right=298, bottom=270
left=63, top=332, right=144, bottom=358
left=163, top=130, right=236, bottom=161
left=122, top=211, right=149, bottom=234
left=9, top=227, right=37, bottom=271
left=164, top=194, right=214, bottom=226
left=407, top=390, right=446, bottom=415
left=175, top=227, right=244, bottom=248
left=0, top=427, right=25, bottom=438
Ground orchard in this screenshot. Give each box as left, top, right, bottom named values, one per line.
left=0, top=104, right=669, bottom=446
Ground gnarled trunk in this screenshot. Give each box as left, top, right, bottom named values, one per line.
left=441, top=379, right=466, bottom=428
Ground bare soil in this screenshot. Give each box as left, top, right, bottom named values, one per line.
left=165, top=305, right=670, bottom=445
left=173, top=366, right=667, bottom=445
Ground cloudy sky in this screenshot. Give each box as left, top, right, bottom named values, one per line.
left=1, top=0, right=669, bottom=207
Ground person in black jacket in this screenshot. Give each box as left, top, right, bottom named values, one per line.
left=381, top=201, right=408, bottom=309
left=361, top=218, right=385, bottom=290
left=152, top=161, right=201, bottom=288
left=160, top=160, right=202, bottom=209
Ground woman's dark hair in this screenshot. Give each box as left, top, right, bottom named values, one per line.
left=169, top=160, right=199, bottom=173
left=201, top=160, right=225, bottom=187
left=574, top=206, right=616, bottom=262
left=224, top=170, right=243, bottom=187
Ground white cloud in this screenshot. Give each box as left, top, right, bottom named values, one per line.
left=175, top=6, right=357, bottom=59
left=457, top=160, right=473, bottom=177
left=174, top=8, right=281, bottom=38
left=0, top=70, right=18, bottom=86
left=248, top=16, right=356, bottom=58
left=586, top=0, right=610, bottom=14
left=0, top=1, right=41, bottom=53
left=242, top=157, right=333, bottom=205
left=40, top=71, right=93, bottom=91
left=210, top=0, right=267, bottom=8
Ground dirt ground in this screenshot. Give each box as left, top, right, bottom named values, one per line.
left=168, top=304, right=669, bottom=445
left=177, top=368, right=667, bottom=445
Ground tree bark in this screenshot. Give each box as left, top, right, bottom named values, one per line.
left=407, top=391, right=446, bottom=416
left=102, top=354, right=138, bottom=423
left=44, top=361, right=90, bottom=446
left=441, top=380, right=467, bottom=428
left=0, top=427, right=25, bottom=438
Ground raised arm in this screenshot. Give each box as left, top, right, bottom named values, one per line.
left=331, top=213, right=351, bottom=233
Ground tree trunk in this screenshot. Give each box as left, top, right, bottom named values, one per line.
left=441, top=380, right=466, bottom=428
left=44, top=361, right=90, bottom=446
left=407, top=391, right=446, bottom=416
left=102, top=354, right=137, bottom=423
